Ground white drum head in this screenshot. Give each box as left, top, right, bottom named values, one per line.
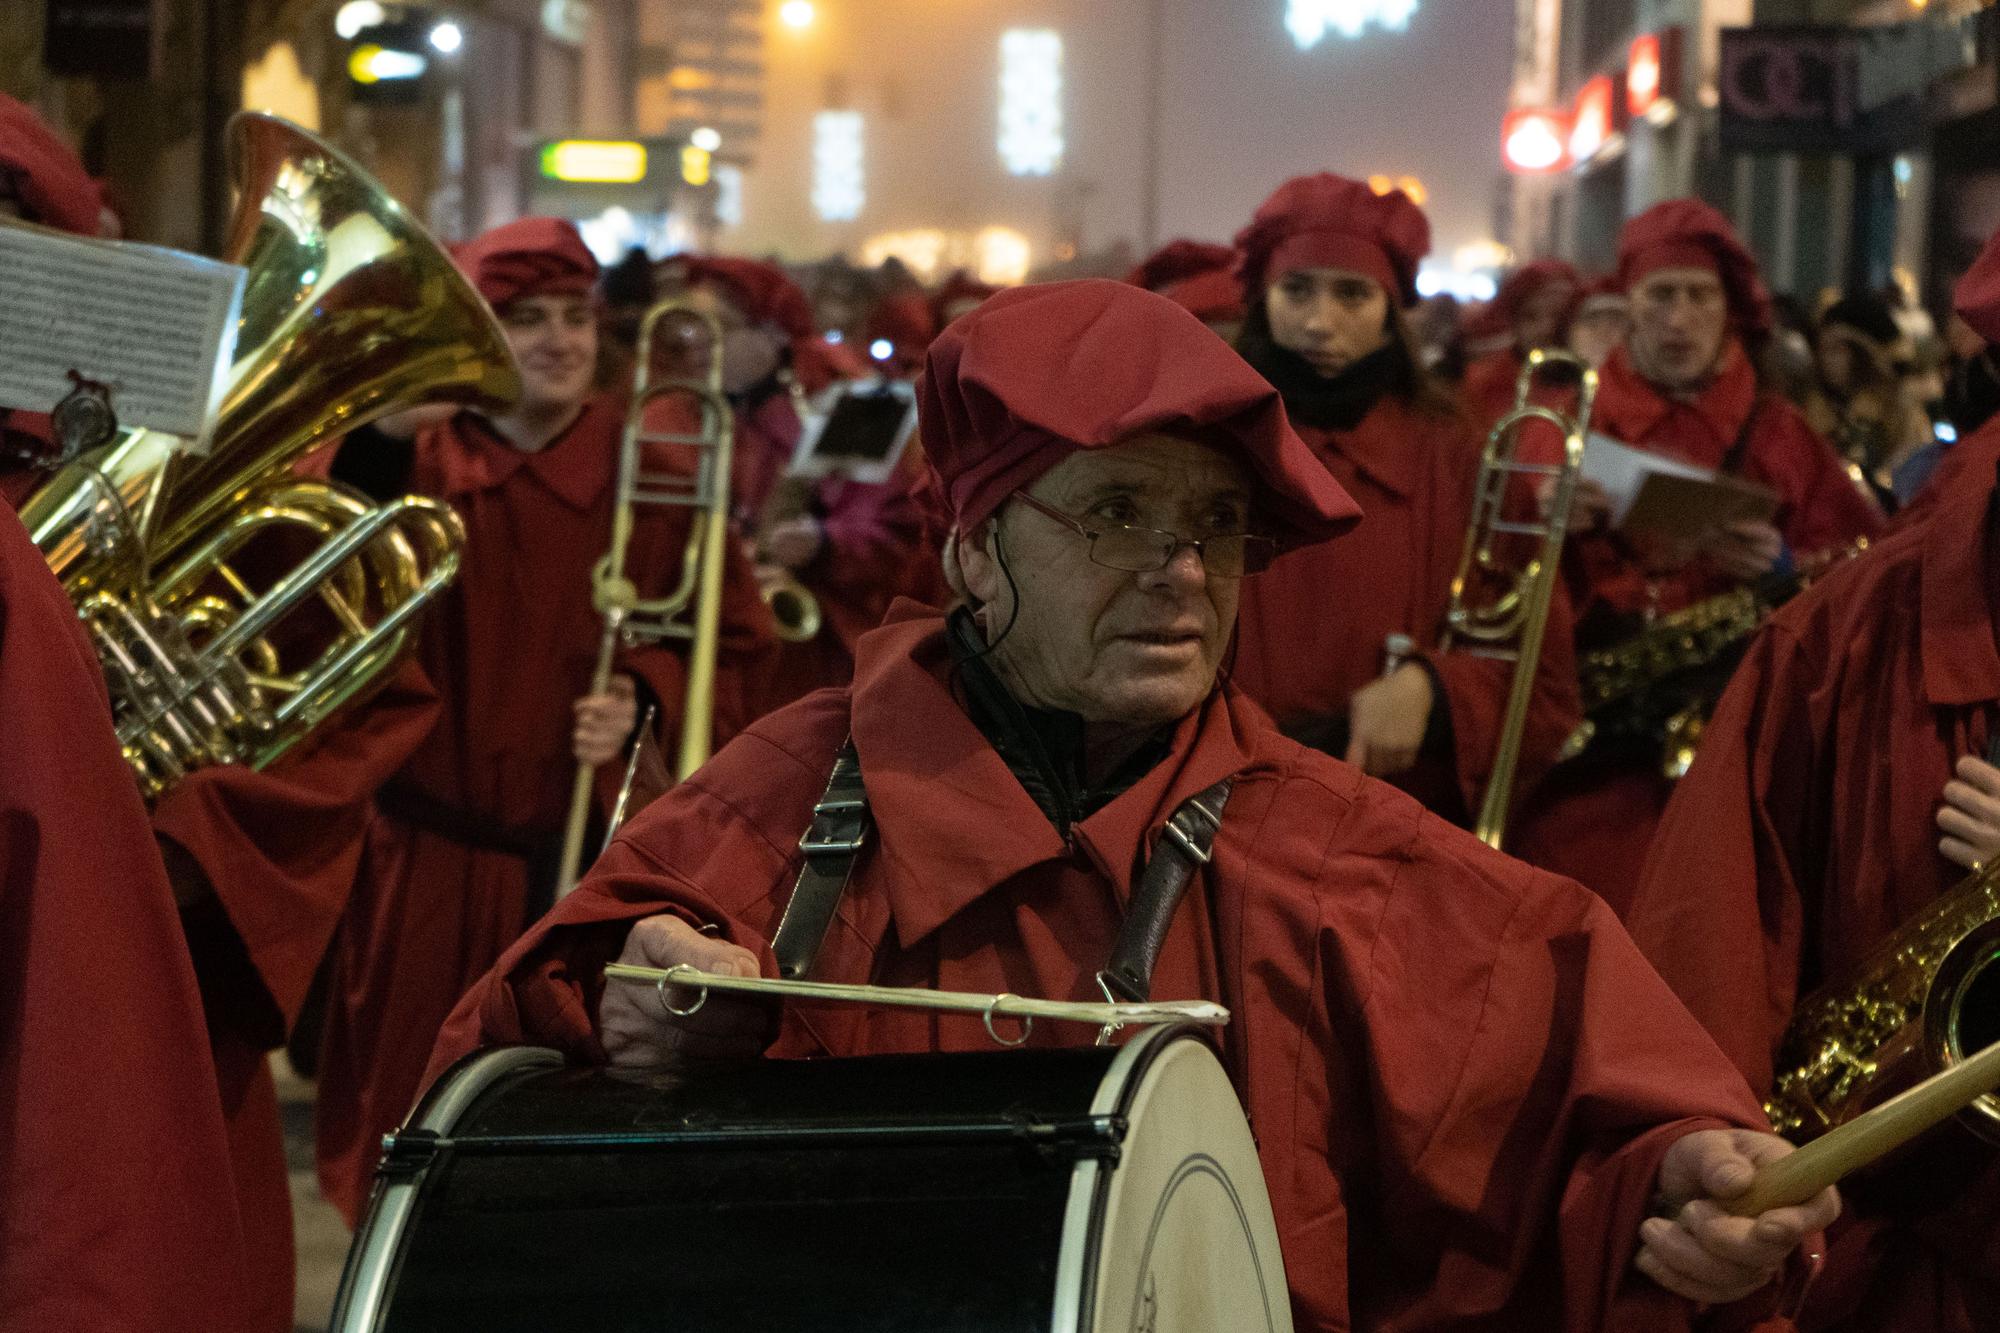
left=1057, top=1032, right=1292, bottom=1333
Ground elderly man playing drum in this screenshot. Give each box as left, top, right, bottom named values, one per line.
left=430, top=280, right=1834, bottom=1330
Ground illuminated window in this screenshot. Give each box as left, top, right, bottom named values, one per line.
left=1285, top=0, right=1418, bottom=49
left=998, top=29, right=1063, bottom=176
left=813, top=110, right=864, bottom=221
left=715, top=163, right=745, bottom=227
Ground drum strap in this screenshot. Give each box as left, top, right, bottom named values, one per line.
left=772, top=738, right=871, bottom=980
left=1098, top=778, right=1233, bottom=1003
left=772, top=739, right=1234, bottom=1000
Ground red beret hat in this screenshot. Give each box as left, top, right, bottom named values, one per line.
left=918, top=279, right=1359, bottom=549
left=679, top=255, right=815, bottom=343
left=1617, top=198, right=1773, bottom=336
left=1160, top=267, right=1246, bottom=325
left=455, top=217, right=598, bottom=310
left=1125, top=239, right=1238, bottom=293
left=1234, top=173, right=1431, bottom=306
left=1954, top=229, right=2000, bottom=346
left=1491, top=259, right=1583, bottom=325
left=0, top=94, right=102, bottom=235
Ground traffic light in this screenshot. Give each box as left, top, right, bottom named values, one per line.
left=340, top=5, right=436, bottom=102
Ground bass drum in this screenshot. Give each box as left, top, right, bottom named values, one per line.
left=331, top=1023, right=1290, bottom=1332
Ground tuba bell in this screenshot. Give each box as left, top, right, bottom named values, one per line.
left=19, top=113, right=520, bottom=798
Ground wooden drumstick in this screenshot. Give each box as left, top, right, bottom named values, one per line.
left=1728, top=1038, right=2000, bottom=1217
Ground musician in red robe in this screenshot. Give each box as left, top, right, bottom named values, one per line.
left=1, top=94, right=442, bottom=1329
left=432, top=279, right=1837, bottom=1331
left=1507, top=200, right=1884, bottom=918
left=311, top=218, right=776, bottom=1222
left=1225, top=173, right=1582, bottom=826
left=675, top=254, right=934, bottom=708
left=1625, top=234, right=2000, bottom=1333
left=0, top=503, right=254, bottom=1333
left=1461, top=258, right=1584, bottom=425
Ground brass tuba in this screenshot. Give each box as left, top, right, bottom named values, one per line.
left=553, top=297, right=737, bottom=896
left=1766, top=857, right=2000, bottom=1144
left=19, top=113, right=519, bottom=798
left=1441, top=348, right=1597, bottom=849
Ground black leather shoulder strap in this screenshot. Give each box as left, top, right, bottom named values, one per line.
left=770, top=739, right=871, bottom=980
left=1098, top=778, right=1234, bottom=1003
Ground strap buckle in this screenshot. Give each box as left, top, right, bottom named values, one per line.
left=1160, top=795, right=1223, bottom=864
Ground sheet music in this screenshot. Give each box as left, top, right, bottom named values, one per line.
left=0, top=220, right=244, bottom=446
left=1580, top=431, right=1715, bottom=524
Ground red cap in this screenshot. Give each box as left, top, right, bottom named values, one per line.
left=1234, top=173, right=1431, bottom=306
left=679, top=255, right=815, bottom=342
left=455, top=217, right=599, bottom=310
left=1954, top=229, right=2000, bottom=346
left=917, top=280, right=1360, bottom=550
left=0, top=94, right=102, bottom=235
left=932, top=269, right=1000, bottom=327
left=1490, top=259, right=1583, bottom=327
left=1617, top=198, right=1773, bottom=335
left=1159, top=267, right=1245, bottom=325
left=1125, top=239, right=1237, bottom=293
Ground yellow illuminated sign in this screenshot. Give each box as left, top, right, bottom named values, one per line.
left=680, top=144, right=712, bottom=186
left=539, top=140, right=649, bottom=184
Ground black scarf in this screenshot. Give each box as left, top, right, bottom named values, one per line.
left=1235, top=334, right=1409, bottom=431
left=947, top=609, right=1170, bottom=836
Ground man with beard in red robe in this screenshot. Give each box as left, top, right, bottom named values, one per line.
left=1625, top=231, right=2000, bottom=1332
left=430, top=280, right=1838, bottom=1331
left=1, top=94, right=442, bottom=1329
left=0, top=502, right=254, bottom=1333
left=1224, top=173, right=1582, bottom=829
left=312, top=218, right=776, bottom=1222
left=1507, top=201, right=1884, bottom=918
left=672, top=254, right=935, bottom=708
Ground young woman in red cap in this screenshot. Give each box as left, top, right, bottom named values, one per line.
left=311, top=218, right=776, bottom=1222
left=672, top=254, right=938, bottom=709
left=1, top=95, right=438, bottom=1331
left=1460, top=258, right=1584, bottom=425
left=429, top=279, right=1838, bottom=1332
left=1226, top=173, right=1582, bottom=829
left=1507, top=200, right=1884, bottom=919
left=1624, top=230, right=2000, bottom=1332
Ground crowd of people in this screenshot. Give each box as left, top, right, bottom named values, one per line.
left=8, top=85, right=2000, bottom=1331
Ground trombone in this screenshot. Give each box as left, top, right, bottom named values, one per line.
left=1441, top=347, right=1597, bottom=849
left=552, top=299, right=736, bottom=896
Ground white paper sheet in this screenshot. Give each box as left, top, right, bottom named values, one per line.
left=1580, top=431, right=1716, bottom=524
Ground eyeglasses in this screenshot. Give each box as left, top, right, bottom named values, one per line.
left=1008, top=490, right=1276, bottom=578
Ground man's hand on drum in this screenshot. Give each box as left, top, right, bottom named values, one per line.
left=1636, top=1128, right=1839, bottom=1305
left=601, top=915, right=775, bottom=1069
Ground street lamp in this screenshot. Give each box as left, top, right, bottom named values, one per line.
left=779, top=0, right=815, bottom=30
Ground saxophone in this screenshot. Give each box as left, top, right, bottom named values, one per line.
left=1568, top=542, right=1866, bottom=778
left=1765, top=857, right=2000, bottom=1144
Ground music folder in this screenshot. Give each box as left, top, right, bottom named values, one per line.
left=1582, top=432, right=1779, bottom=540
left=790, top=378, right=919, bottom=484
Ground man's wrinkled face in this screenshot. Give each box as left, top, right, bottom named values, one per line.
left=1628, top=267, right=1730, bottom=394
left=1264, top=267, right=1392, bottom=378
left=959, top=435, right=1255, bottom=726
left=499, top=292, right=598, bottom=413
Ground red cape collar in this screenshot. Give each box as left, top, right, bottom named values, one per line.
left=845, top=602, right=1261, bottom=952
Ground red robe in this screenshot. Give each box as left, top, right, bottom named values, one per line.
left=1626, top=424, right=2000, bottom=1331
left=5, top=452, right=443, bottom=1330
left=1229, top=395, right=1583, bottom=825
left=731, top=388, right=936, bottom=707
left=1508, top=343, right=1884, bottom=917
left=0, top=504, right=253, bottom=1333
left=313, top=396, right=775, bottom=1221
left=430, top=605, right=1772, bottom=1333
